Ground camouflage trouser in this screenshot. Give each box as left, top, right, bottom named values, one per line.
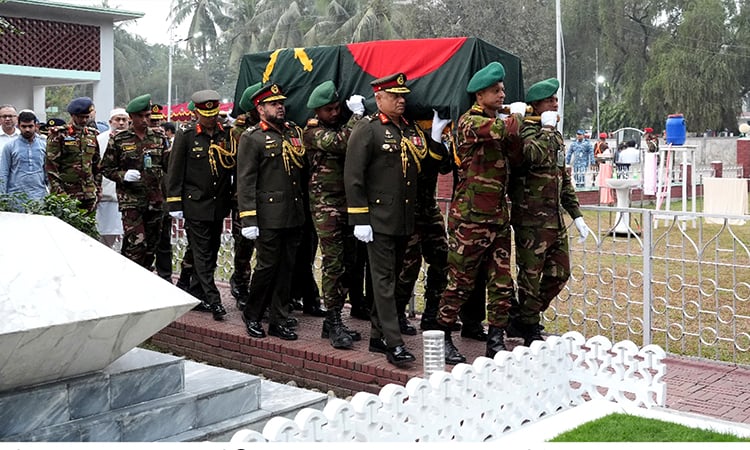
left=121, top=207, right=164, bottom=270
left=231, top=208, right=255, bottom=286
left=438, top=218, right=514, bottom=328
left=395, top=210, right=448, bottom=314
left=514, top=225, right=570, bottom=325
left=313, top=205, right=354, bottom=310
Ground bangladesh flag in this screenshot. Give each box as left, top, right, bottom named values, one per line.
left=232, top=37, right=523, bottom=126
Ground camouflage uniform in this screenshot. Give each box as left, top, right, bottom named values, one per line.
left=45, top=123, right=101, bottom=212
left=394, top=138, right=452, bottom=329
left=303, top=114, right=359, bottom=312
left=228, top=114, right=256, bottom=308
left=100, top=127, right=169, bottom=269
left=509, top=119, right=582, bottom=327
left=438, top=104, right=522, bottom=329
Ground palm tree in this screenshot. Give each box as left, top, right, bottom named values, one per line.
left=170, top=0, right=231, bottom=62
left=331, top=0, right=410, bottom=43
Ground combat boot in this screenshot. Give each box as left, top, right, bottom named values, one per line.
left=444, top=331, right=466, bottom=365
left=485, top=326, right=507, bottom=358
left=419, top=299, right=440, bottom=331
left=521, top=322, right=545, bottom=347
left=322, top=310, right=362, bottom=341
left=321, top=309, right=353, bottom=349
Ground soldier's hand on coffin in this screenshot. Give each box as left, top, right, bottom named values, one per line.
left=431, top=109, right=451, bottom=143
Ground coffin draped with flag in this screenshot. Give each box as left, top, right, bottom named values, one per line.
left=232, top=37, right=524, bottom=125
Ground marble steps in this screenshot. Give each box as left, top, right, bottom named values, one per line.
left=160, top=379, right=329, bottom=442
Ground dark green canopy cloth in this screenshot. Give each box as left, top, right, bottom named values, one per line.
left=232, top=37, right=523, bottom=125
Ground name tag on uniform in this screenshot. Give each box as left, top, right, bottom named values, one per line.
left=265, top=142, right=278, bottom=149
left=191, top=146, right=203, bottom=152
left=384, top=138, right=398, bottom=144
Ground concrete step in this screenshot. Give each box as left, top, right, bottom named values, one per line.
left=2, top=358, right=262, bottom=442
left=159, top=379, right=328, bottom=442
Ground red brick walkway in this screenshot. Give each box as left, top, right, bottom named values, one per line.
left=151, top=284, right=750, bottom=426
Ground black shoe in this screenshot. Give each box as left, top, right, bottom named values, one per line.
left=368, top=337, right=388, bottom=354
left=385, top=345, right=416, bottom=366
left=461, top=324, right=488, bottom=341
left=398, top=316, right=417, bottom=336
left=321, top=311, right=354, bottom=350
left=242, top=316, right=266, bottom=338
left=209, top=303, right=227, bottom=321
left=268, top=324, right=298, bottom=341
left=444, top=333, right=467, bottom=365
left=350, top=307, right=371, bottom=321
left=303, top=304, right=327, bottom=317
left=192, top=300, right=211, bottom=312
left=284, top=317, right=298, bottom=328
left=322, top=319, right=362, bottom=341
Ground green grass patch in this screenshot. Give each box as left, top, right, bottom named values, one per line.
left=549, top=412, right=750, bottom=442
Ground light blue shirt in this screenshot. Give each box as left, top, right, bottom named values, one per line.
left=0, top=134, right=48, bottom=201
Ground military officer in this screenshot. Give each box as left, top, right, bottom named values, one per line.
left=45, top=97, right=102, bottom=213
left=100, top=94, right=169, bottom=270
left=304, top=80, right=365, bottom=349
left=228, top=82, right=261, bottom=310
left=167, top=90, right=235, bottom=321
left=436, top=62, right=527, bottom=364
left=237, top=82, right=306, bottom=341
left=508, top=78, right=592, bottom=346
left=344, top=72, right=425, bottom=367
left=150, top=104, right=165, bottom=128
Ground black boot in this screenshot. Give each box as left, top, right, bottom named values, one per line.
left=521, top=322, right=545, bottom=347
left=419, top=299, right=440, bottom=331
left=229, top=273, right=250, bottom=311
left=444, top=331, right=466, bottom=365
left=321, top=309, right=354, bottom=349
left=485, top=326, right=507, bottom=358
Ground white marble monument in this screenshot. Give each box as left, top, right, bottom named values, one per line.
left=0, top=212, right=198, bottom=391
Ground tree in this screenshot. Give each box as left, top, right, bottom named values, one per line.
left=642, top=0, right=740, bottom=132
left=170, top=0, right=231, bottom=62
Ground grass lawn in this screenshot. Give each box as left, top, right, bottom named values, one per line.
left=549, top=412, right=750, bottom=442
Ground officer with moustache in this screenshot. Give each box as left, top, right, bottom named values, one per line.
left=237, top=83, right=306, bottom=341
left=344, top=73, right=427, bottom=367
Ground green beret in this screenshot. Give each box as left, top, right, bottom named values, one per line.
left=239, top=82, right=262, bottom=112
left=466, top=62, right=506, bottom=94
left=126, top=94, right=152, bottom=114
left=525, top=78, right=560, bottom=103
left=307, top=80, right=339, bottom=109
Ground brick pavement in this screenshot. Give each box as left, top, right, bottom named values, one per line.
left=151, top=282, right=750, bottom=426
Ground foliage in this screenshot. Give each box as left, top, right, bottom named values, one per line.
left=550, top=412, right=750, bottom=442
left=0, top=193, right=99, bottom=240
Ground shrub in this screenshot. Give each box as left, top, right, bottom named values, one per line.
left=0, top=192, right=99, bottom=239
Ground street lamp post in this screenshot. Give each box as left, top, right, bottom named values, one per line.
left=167, top=31, right=200, bottom=122
left=595, top=75, right=605, bottom=138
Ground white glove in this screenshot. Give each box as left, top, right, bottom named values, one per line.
left=430, top=109, right=451, bottom=143
left=509, top=101, right=527, bottom=116
left=353, top=224, right=373, bottom=243
left=169, top=211, right=183, bottom=220
left=574, top=217, right=591, bottom=243
left=541, top=111, right=558, bottom=128
left=346, top=95, right=365, bottom=116
left=124, top=169, right=141, bottom=182
left=241, top=226, right=259, bottom=240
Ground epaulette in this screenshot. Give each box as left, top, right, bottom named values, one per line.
left=180, top=122, right=195, bottom=132
left=364, top=114, right=376, bottom=122
left=306, top=118, right=319, bottom=127
left=243, top=125, right=260, bottom=136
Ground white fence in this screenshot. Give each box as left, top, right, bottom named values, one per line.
left=230, top=332, right=665, bottom=442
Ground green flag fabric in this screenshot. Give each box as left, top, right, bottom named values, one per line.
left=232, top=37, right=523, bottom=125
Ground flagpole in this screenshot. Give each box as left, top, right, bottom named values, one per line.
left=556, top=0, right=564, bottom=133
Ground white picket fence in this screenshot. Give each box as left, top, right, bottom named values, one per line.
left=230, top=331, right=666, bottom=442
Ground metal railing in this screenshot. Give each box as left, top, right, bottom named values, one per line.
left=170, top=204, right=750, bottom=365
